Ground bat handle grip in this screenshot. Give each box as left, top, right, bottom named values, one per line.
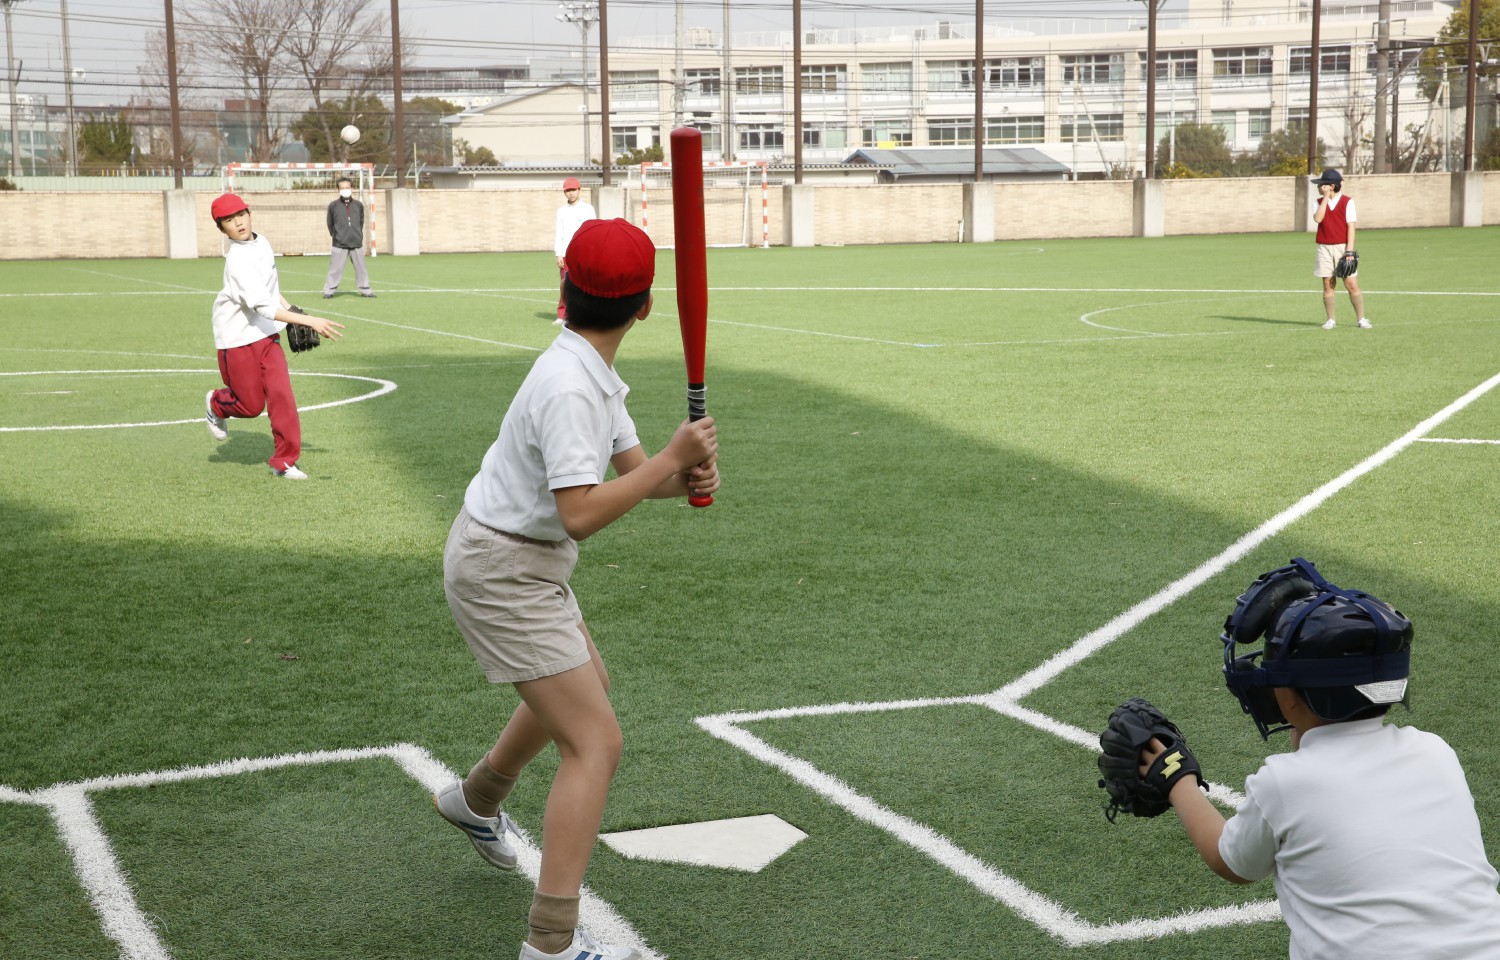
left=688, top=383, right=713, bottom=508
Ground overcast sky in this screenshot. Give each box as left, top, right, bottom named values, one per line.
left=1, top=0, right=1186, bottom=108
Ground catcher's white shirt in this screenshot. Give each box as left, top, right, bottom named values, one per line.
left=1219, top=718, right=1500, bottom=960
left=463, top=328, right=639, bottom=541
left=554, top=200, right=597, bottom=258
left=212, top=233, right=286, bottom=350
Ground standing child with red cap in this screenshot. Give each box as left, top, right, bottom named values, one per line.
left=552, top=176, right=595, bottom=325
left=203, top=193, right=344, bottom=479
left=434, top=218, right=719, bottom=960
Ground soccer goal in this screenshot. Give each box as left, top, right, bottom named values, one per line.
left=638, top=160, right=769, bottom=249
left=222, top=162, right=377, bottom=257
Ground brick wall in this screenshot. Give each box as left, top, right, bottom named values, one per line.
left=815, top=184, right=963, bottom=245
left=0, top=192, right=167, bottom=260
left=1347, top=172, right=1452, bottom=228
left=1164, top=178, right=1291, bottom=235
left=418, top=189, right=559, bottom=253
left=993, top=181, right=1134, bottom=239
left=1485, top=172, right=1500, bottom=226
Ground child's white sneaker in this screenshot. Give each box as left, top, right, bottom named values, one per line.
left=519, top=929, right=639, bottom=960
left=204, top=391, right=227, bottom=440
left=1322, top=318, right=1337, bottom=330
left=432, top=781, right=518, bottom=870
left=1357, top=318, right=1373, bottom=329
left=273, top=465, right=308, bottom=480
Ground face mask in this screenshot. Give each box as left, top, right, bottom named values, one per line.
left=339, top=189, right=352, bottom=199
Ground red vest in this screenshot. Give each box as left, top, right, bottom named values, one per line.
left=1315, top=194, right=1351, bottom=245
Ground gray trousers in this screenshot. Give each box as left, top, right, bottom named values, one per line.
left=324, top=246, right=371, bottom=295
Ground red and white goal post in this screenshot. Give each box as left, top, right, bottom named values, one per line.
left=638, top=160, right=769, bottom=249
left=223, top=162, right=377, bottom=257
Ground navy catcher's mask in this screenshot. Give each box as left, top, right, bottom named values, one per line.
left=1220, top=558, right=1412, bottom=739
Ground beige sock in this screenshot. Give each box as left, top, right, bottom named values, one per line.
left=461, top=757, right=517, bottom=819
left=527, top=891, right=580, bottom=955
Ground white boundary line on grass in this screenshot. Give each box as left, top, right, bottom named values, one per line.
left=5, top=744, right=662, bottom=960
left=0, top=370, right=396, bottom=433
left=697, top=367, right=1500, bottom=947
left=1416, top=437, right=1500, bottom=445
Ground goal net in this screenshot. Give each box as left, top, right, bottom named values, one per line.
left=638, top=160, right=769, bottom=249
left=222, top=163, right=377, bottom=257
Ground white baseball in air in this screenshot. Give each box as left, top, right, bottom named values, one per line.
left=340, top=125, right=361, bottom=145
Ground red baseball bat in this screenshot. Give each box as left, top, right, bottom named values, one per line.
left=670, top=127, right=713, bottom=508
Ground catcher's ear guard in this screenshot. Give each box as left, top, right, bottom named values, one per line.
left=1222, top=558, right=1411, bottom=738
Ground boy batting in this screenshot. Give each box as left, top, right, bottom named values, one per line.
left=434, top=218, right=719, bottom=960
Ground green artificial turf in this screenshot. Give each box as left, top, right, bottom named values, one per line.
left=2, top=228, right=1498, bottom=959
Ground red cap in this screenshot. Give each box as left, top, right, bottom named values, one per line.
left=562, top=176, right=582, bottom=191
left=211, top=193, right=248, bottom=221
left=565, top=219, right=655, bottom=298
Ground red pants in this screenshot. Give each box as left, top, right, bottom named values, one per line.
left=557, top=264, right=568, bottom=320
left=210, top=334, right=301, bottom=471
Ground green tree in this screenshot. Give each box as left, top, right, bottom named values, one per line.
left=76, top=114, right=135, bottom=171
left=1156, top=122, right=1232, bottom=177
left=454, top=138, right=498, bottom=166
left=1247, top=126, right=1328, bottom=176
left=617, top=142, right=665, bottom=166
left=0, top=177, right=18, bottom=191
left=1416, top=1, right=1500, bottom=101
left=290, top=94, right=390, bottom=163
left=402, top=96, right=462, bottom=166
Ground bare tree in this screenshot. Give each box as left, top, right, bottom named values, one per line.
left=282, top=0, right=393, bottom=155
left=134, top=28, right=217, bottom=170
left=180, top=0, right=296, bottom=161
left=1337, top=94, right=1374, bottom=173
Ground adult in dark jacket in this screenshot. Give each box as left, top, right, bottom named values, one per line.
left=323, top=177, right=375, bottom=299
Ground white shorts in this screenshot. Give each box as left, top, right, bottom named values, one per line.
left=1315, top=243, right=1352, bottom=279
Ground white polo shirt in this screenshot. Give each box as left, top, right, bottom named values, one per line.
left=1219, top=718, right=1500, bottom=960
left=211, top=233, right=287, bottom=350
left=463, top=328, right=639, bottom=541
left=554, top=200, right=597, bottom=258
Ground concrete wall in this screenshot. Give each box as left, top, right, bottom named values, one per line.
left=994, top=181, right=1135, bottom=240
left=1164, top=177, right=1291, bottom=235
left=2, top=172, right=1497, bottom=260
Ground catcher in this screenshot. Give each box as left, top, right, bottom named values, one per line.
left=1098, top=559, right=1500, bottom=959
left=1311, top=169, right=1371, bottom=330
left=204, top=193, right=344, bottom=480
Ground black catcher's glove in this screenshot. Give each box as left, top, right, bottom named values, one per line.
left=1334, top=249, right=1359, bottom=279
left=284, top=305, right=320, bottom=354
left=1097, top=697, right=1204, bottom=822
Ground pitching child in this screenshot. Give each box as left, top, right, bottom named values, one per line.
left=1311, top=168, right=1370, bottom=330
left=552, top=176, right=596, bottom=325
left=434, top=218, right=719, bottom=960
left=204, top=193, right=344, bottom=479
left=1128, top=560, right=1500, bottom=959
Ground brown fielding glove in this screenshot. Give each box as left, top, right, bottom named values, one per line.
left=284, top=305, right=320, bottom=354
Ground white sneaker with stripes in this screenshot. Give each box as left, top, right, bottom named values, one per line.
left=432, top=781, right=518, bottom=870
left=519, top=929, right=640, bottom=960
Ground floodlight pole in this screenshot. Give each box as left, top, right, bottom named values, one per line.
left=557, top=1, right=599, bottom=168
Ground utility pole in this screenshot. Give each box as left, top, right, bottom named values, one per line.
left=391, top=0, right=407, bottom=187
left=793, top=0, right=802, bottom=184
left=2, top=0, right=23, bottom=180
left=557, top=1, right=599, bottom=167
left=598, top=0, right=610, bottom=186
left=673, top=0, right=684, bottom=129
left=1144, top=0, right=1159, bottom=178
left=164, top=0, right=184, bottom=188
left=721, top=0, right=733, bottom=161
left=973, top=0, right=983, bottom=183
left=1307, top=0, right=1322, bottom=174
left=1462, top=0, right=1479, bottom=171
left=60, top=0, right=76, bottom=175
left=1373, top=0, right=1391, bottom=172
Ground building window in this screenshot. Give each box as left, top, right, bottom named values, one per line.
left=801, top=64, right=846, bottom=93
left=1290, top=45, right=1352, bottom=75
left=1061, top=53, right=1123, bottom=85
left=985, top=114, right=1045, bottom=144
left=738, top=123, right=783, bottom=150
left=861, top=120, right=912, bottom=147
left=802, top=123, right=848, bottom=150
left=928, top=118, right=974, bottom=146
left=610, top=70, right=659, bottom=104
left=612, top=125, right=653, bottom=154
left=1287, top=107, right=1310, bottom=128
left=860, top=61, right=911, bottom=94
left=1061, top=113, right=1124, bottom=142
left=985, top=56, right=1044, bottom=89
left=688, top=121, right=722, bottom=154
left=1248, top=108, right=1272, bottom=139
left=685, top=68, right=720, bottom=97
left=1212, top=110, right=1237, bottom=139
left=735, top=66, right=783, bottom=96
left=1213, top=47, right=1273, bottom=77
left=1138, top=49, right=1198, bottom=81
left=927, top=59, right=975, bottom=92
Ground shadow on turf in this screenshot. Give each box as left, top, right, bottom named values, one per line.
left=1209, top=314, right=1312, bottom=327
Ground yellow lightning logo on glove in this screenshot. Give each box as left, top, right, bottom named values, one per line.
left=1160, top=751, right=1184, bottom=780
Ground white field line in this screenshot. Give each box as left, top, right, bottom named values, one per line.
left=317, top=309, right=544, bottom=352
left=12, top=744, right=662, bottom=960
left=1078, top=297, right=1244, bottom=335
left=697, top=366, right=1500, bottom=944
left=0, top=370, right=395, bottom=433
left=1415, top=437, right=1500, bottom=444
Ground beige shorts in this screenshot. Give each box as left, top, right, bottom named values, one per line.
left=1315, top=243, right=1351, bottom=279
left=443, top=507, right=589, bottom=683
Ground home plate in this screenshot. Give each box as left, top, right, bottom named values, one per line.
left=600, top=814, right=807, bottom=872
